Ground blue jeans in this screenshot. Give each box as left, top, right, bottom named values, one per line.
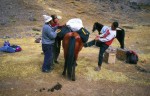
left=42, top=44, right=54, bottom=71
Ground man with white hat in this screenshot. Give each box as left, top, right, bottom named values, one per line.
left=41, top=15, right=57, bottom=73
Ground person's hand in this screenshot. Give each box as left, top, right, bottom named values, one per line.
left=56, top=29, right=61, bottom=33
left=95, top=35, right=100, bottom=41
left=57, top=26, right=62, bottom=29
left=96, top=35, right=100, bottom=38
left=58, top=24, right=65, bottom=29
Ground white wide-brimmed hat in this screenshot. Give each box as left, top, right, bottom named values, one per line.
left=43, top=15, right=52, bottom=23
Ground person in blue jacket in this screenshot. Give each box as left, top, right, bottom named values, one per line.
left=42, top=15, right=57, bottom=73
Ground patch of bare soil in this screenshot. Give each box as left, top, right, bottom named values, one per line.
left=0, top=0, right=150, bottom=96
left=0, top=74, right=149, bottom=96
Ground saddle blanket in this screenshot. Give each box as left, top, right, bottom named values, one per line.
left=57, top=26, right=90, bottom=43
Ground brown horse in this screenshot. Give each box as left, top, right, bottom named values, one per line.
left=62, top=32, right=83, bottom=81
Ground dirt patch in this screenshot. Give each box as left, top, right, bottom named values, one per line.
left=0, top=75, right=150, bottom=96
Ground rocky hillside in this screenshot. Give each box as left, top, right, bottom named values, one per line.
left=0, top=0, right=149, bottom=37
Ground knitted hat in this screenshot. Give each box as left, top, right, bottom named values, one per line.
left=43, top=15, right=52, bottom=23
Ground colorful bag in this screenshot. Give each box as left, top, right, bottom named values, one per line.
left=126, top=50, right=138, bottom=64
left=77, top=28, right=90, bottom=43
left=57, top=26, right=71, bottom=40
left=10, top=45, right=22, bottom=52
left=3, top=41, right=10, bottom=46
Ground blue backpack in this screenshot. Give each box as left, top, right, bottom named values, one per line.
left=0, top=41, right=22, bottom=53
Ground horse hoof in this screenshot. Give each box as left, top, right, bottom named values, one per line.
left=62, top=73, right=66, bottom=76
left=72, top=78, right=76, bottom=81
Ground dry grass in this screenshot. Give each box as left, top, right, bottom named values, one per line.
left=0, top=38, right=43, bottom=78
left=0, top=24, right=150, bottom=85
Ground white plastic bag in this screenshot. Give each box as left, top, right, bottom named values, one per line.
left=66, top=18, right=84, bottom=32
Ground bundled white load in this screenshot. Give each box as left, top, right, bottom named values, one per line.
left=66, top=18, right=84, bottom=32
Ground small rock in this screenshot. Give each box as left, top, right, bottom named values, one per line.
left=32, top=27, right=41, bottom=32
left=29, top=17, right=37, bottom=21
left=34, top=89, right=38, bottom=92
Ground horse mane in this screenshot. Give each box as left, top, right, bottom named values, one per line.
left=93, top=22, right=104, bottom=34
left=95, top=22, right=104, bottom=28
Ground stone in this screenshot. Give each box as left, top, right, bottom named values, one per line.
left=116, top=48, right=128, bottom=61
left=104, top=48, right=116, bottom=64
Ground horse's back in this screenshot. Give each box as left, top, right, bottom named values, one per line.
left=63, top=32, right=82, bottom=44
left=116, top=27, right=125, bottom=38
left=63, top=32, right=83, bottom=60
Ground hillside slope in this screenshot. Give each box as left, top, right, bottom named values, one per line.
left=0, top=0, right=150, bottom=37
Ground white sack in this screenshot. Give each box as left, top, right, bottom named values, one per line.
left=66, top=18, right=84, bottom=32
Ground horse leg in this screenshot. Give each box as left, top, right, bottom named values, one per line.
left=116, top=30, right=125, bottom=49
left=62, top=61, right=67, bottom=76
left=116, top=35, right=124, bottom=49
left=71, top=61, right=76, bottom=81
left=67, top=64, right=71, bottom=80
left=75, top=61, right=78, bottom=66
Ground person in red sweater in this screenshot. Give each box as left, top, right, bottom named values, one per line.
left=51, top=14, right=60, bottom=27
left=84, top=22, right=119, bottom=71
left=51, top=14, right=62, bottom=64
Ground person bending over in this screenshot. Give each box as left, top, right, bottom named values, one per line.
left=84, top=22, right=118, bottom=71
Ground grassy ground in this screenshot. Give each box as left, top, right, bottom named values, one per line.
left=0, top=24, right=150, bottom=84
left=0, top=25, right=150, bottom=96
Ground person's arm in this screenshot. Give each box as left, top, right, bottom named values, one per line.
left=99, top=37, right=112, bottom=42
left=99, top=31, right=116, bottom=42
left=100, top=26, right=110, bottom=37
left=95, top=30, right=116, bottom=42
left=99, top=33, right=105, bottom=37
left=46, top=26, right=57, bottom=39
left=52, top=26, right=58, bottom=31
left=99, top=29, right=110, bottom=38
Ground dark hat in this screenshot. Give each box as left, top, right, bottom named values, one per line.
left=51, top=14, right=57, bottom=20
left=113, top=22, right=119, bottom=28
left=51, top=14, right=62, bottom=20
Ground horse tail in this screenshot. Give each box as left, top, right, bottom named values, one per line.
left=66, top=36, right=75, bottom=79
left=116, top=27, right=125, bottom=49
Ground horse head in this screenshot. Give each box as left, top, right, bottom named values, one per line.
left=92, top=22, right=98, bottom=32
left=92, top=22, right=104, bottom=35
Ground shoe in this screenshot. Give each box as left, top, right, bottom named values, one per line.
left=83, top=43, right=88, bottom=47
left=94, top=66, right=101, bottom=71
left=42, top=69, right=51, bottom=73
left=41, top=52, right=44, bottom=54
left=50, top=66, right=54, bottom=70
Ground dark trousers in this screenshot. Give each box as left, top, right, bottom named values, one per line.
left=53, top=37, right=61, bottom=62
left=85, top=40, right=109, bottom=67
left=42, top=44, right=53, bottom=71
